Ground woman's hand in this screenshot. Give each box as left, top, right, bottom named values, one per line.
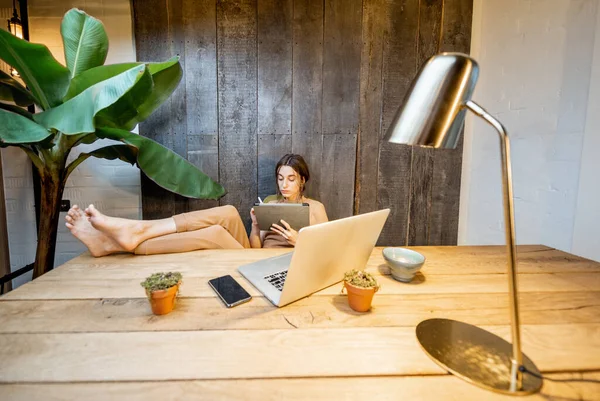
left=271, top=220, right=298, bottom=246
left=250, top=208, right=259, bottom=228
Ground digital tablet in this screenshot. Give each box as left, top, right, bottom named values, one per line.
left=253, top=203, right=310, bottom=231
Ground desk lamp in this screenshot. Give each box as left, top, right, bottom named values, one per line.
left=384, top=52, right=542, bottom=395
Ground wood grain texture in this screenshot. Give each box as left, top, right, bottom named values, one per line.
left=429, top=0, right=473, bottom=245
left=406, top=0, right=442, bottom=245
left=3, top=373, right=599, bottom=401
left=3, top=246, right=599, bottom=301
left=4, top=270, right=598, bottom=300
left=2, top=291, right=599, bottom=333
left=291, top=0, right=323, bottom=199
left=1, top=324, right=599, bottom=382
left=257, top=0, right=293, bottom=199
left=321, top=0, right=362, bottom=136
left=184, top=0, right=220, bottom=212
left=216, top=0, right=258, bottom=230
left=320, top=134, right=358, bottom=220
left=319, top=0, right=362, bottom=220
left=377, top=0, right=419, bottom=246
left=355, top=0, right=386, bottom=215
left=132, top=0, right=177, bottom=219
left=131, top=0, right=472, bottom=243
left=258, top=0, right=292, bottom=136
left=258, top=134, right=292, bottom=199
left=1, top=246, right=598, bottom=399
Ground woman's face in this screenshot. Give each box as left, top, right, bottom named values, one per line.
left=277, top=165, right=304, bottom=200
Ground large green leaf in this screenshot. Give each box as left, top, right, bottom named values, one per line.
left=94, top=67, right=154, bottom=129
left=64, top=62, right=139, bottom=101
left=63, top=58, right=182, bottom=130
left=0, top=109, right=51, bottom=144
left=0, top=29, right=70, bottom=109
left=66, top=144, right=137, bottom=177
left=0, top=71, right=35, bottom=107
left=0, top=101, right=34, bottom=119
left=33, top=65, right=146, bottom=135
left=96, top=58, right=182, bottom=130
left=61, top=8, right=109, bottom=78
left=96, top=128, right=226, bottom=199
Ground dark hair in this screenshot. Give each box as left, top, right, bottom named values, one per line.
left=275, top=154, right=310, bottom=198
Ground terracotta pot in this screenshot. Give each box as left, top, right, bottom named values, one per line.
left=344, top=281, right=378, bottom=312
left=146, top=281, right=181, bottom=315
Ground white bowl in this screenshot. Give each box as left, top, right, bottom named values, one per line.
left=382, top=247, right=426, bottom=282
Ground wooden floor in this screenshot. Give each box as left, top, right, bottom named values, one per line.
left=0, top=245, right=599, bottom=400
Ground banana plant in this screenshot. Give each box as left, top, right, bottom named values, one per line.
left=0, top=8, right=225, bottom=278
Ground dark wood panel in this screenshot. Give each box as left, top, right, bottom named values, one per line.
left=132, top=0, right=473, bottom=244
left=291, top=0, right=323, bottom=200
left=429, top=0, right=473, bottom=245
left=321, top=134, right=358, bottom=221
left=167, top=0, right=189, bottom=216
left=322, top=0, right=362, bottom=135
left=407, top=0, right=442, bottom=245
left=257, top=0, right=293, bottom=200
left=258, top=134, right=292, bottom=200
left=258, top=0, right=292, bottom=136
left=216, top=0, right=258, bottom=230
left=132, top=0, right=177, bottom=219
left=377, top=0, right=419, bottom=246
left=355, top=0, right=386, bottom=215
left=320, top=0, right=362, bottom=220
left=183, top=0, right=219, bottom=212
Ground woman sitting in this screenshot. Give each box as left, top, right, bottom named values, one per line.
left=65, top=154, right=327, bottom=256
left=249, top=153, right=328, bottom=248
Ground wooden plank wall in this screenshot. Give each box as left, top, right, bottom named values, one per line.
left=132, top=0, right=473, bottom=244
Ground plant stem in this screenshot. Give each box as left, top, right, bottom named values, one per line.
left=33, top=136, right=70, bottom=278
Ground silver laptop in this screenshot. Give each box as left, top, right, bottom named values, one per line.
left=238, top=209, right=390, bottom=307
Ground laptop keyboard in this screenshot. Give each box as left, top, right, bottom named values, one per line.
left=264, top=270, right=288, bottom=291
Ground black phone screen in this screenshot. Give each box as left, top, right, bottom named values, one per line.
left=208, top=275, right=252, bottom=307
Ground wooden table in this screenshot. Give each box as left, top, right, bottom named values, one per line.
left=1, top=245, right=599, bottom=400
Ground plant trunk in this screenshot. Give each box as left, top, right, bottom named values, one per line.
left=33, top=174, right=65, bottom=278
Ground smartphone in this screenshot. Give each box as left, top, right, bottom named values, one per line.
left=208, top=275, right=252, bottom=307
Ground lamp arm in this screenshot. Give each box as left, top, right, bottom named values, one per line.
left=465, top=100, right=523, bottom=390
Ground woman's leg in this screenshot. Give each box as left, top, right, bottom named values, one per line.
left=85, top=204, right=177, bottom=252
left=65, top=206, right=126, bottom=257
left=134, top=225, right=244, bottom=255
left=86, top=204, right=250, bottom=251
left=171, top=205, right=250, bottom=248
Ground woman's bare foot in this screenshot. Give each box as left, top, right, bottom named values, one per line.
left=65, top=206, right=125, bottom=257
left=83, top=204, right=146, bottom=252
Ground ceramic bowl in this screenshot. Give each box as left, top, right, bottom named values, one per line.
left=382, top=247, right=425, bottom=282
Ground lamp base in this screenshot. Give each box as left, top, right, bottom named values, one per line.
left=416, top=319, right=543, bottom=395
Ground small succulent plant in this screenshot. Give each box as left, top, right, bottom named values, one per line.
left=343, top=269, right=379, bottom=289
left=140, top=272, right=182, bottom=293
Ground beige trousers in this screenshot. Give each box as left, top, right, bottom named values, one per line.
left=134, top=205, right=250, bottom=255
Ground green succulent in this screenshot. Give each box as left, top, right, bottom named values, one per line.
left=344, top=269, right=379, bottom=289
left=141, top=272, right=183, bottom=293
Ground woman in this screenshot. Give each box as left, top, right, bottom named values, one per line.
left=249, top=154, right=328, bottom=248
left=65, top=154, right=327, bottom=256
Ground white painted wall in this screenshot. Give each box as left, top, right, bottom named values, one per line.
left=460, top=0, right=600, bottom=261
left=572, top=4, right=600, bottom=261
left=1, top=0, right=140, bottom=288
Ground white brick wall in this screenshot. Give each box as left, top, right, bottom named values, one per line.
left=1, top=0, right=139, bottom=288
left=460, top=0, right=599, bottom=260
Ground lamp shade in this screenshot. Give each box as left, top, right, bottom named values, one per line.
left=384, top=52, right=479, bottom=149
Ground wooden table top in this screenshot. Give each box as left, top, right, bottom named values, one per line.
left=1, top=245, right=599, bottom=400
